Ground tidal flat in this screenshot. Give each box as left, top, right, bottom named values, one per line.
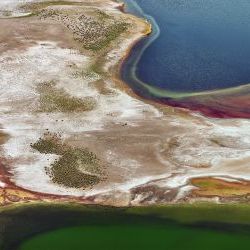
left=0, top=0, right=250, bottom=241
left=1, top=2, right=250, bottom=249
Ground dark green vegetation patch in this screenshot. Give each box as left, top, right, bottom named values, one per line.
left=38, top=8, right=129, bottom=51
left=20, top=1, right=83, bottom=12
left=80, top=21, right=129, bottom=51
left=30, top=132, right=64, bottom=155
left=31, top=133, right=105, bottom=188
left=38, top=81, right=96, bottom=113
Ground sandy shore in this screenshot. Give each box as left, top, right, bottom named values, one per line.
left=0, top=0, right=250, bottom=207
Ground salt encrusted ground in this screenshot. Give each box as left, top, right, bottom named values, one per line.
left=0, top=0, right=250, bottom=206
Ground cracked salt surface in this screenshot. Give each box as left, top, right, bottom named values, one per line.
left=0, top=0, right=37, bottom=17
left=1, top=12, right=250, bottom=202
left=0, top=41, right=161, bottom=196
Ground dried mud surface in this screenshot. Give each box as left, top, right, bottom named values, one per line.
left=0, top=0, right=250, bottom=207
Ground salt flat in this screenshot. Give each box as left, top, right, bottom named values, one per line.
left=0, top=0, right=250, bottom=206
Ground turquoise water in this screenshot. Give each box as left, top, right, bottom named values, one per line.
left=123, top=0, right=250, bottom=92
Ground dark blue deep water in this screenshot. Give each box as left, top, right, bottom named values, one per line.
left=126, top=0, right=250, bottom=92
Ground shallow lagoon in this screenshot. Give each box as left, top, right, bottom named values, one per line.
left=124, top=0, right=250, bottom=92
left=2, top=204, right=250, bottom=250
left=19, top=223, right=250, bottom=250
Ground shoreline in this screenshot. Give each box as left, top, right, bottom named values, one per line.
left=119, top=0, right=250, bottom=119
left=0, top=0, right=250, bottom=207
left=111, top=5, right=152, bottom=98
left=110, top=1, right=191, bottom=118
left=0, top=0, right=169, bottom=206
left=3, top=202, right=250, bottom=249
left=1, top=3, right=250, bottom=248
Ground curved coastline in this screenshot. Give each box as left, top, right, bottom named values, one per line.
left=2, top=2, right=250, bottom=247
left=4, top=202, right=250, bottom=249
left=120, top=0, right=250, bottom=119
left=0, top=0, right=250, bottom=204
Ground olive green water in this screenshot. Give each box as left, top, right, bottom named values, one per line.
left=18, top=223, right=250, bottom=250
left=2, top=203, right=250, bottom=250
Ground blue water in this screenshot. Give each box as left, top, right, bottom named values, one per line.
left=128, top=0, right=250, bottom=92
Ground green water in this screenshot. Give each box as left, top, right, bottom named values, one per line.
left=3, top=203, right=250, bottom=250
left=19, top=223, right=250, bottom=250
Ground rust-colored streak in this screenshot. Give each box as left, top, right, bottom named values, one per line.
left=0, top=161, right=90, bottom=206
left=191, top=177, right=250, bottom=198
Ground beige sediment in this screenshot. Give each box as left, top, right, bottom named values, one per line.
left=1, top=0, right=250, bottom=206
